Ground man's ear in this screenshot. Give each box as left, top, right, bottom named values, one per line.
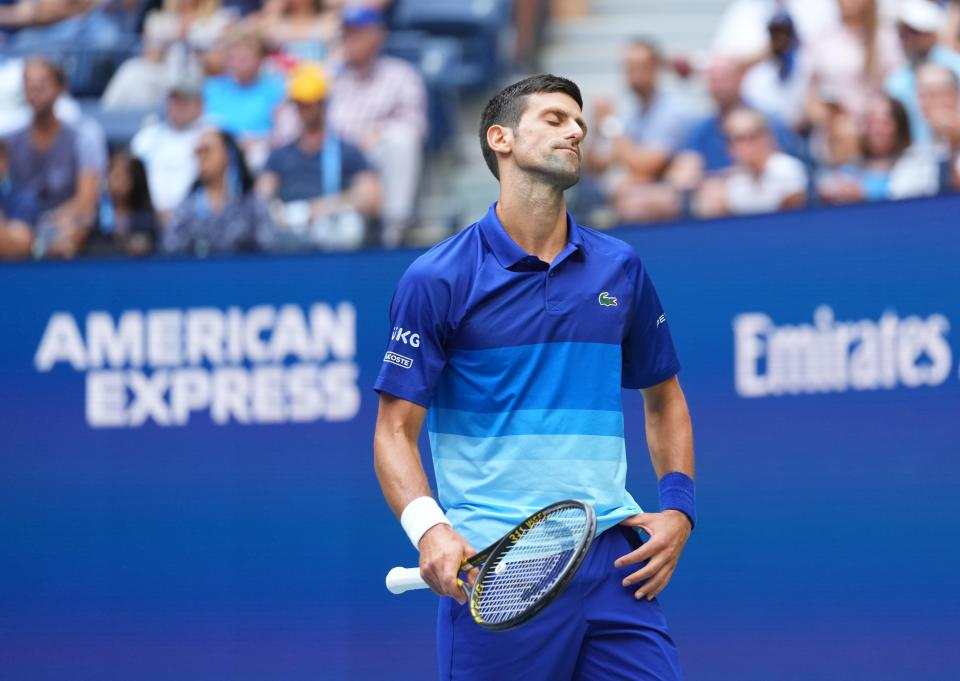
left=486, top=124, right=513, bottom=156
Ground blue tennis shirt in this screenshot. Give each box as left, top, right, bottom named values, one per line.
left=375, top=203, right=680, bottom=549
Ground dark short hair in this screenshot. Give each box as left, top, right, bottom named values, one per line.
left=478, top=74, right=583, bottom=180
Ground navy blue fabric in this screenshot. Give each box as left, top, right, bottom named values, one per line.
left=658, top=472, right=696, bottom=529
left=263, top=139, right=370, bottom=203
left=436, top=526, right=683, bottom=681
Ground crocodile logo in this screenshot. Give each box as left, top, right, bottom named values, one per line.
left=598, top=292, right=618, bottom=307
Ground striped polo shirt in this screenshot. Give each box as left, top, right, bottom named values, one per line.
left=374, top=203, right=680, bottom=549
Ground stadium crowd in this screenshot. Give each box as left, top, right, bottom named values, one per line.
left=0, top=0, right=958, bottom=260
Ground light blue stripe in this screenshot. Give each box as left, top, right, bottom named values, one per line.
left=428, top=408, right=624, bottom=438
left=429, top=432, right=626, bottom=461
left=433, top=455, right=642, bottom=550
left=432, top=342, right=622, bottom=413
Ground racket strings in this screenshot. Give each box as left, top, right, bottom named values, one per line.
left=473, top=507, right=588, bottom=624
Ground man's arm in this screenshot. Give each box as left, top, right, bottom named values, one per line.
left=0, top=219, right=34, bottom=259
left=373, top=393, right=475, bottom=604
left=616, top=375, right=695, bottom=600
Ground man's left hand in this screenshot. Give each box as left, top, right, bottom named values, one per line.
left=615, top=510, right=691, bottom=601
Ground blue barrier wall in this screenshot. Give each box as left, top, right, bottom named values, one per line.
left=1, top=197, right=958, bottom=681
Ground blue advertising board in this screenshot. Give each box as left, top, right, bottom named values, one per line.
left=1, top=197, right=958, bottom=680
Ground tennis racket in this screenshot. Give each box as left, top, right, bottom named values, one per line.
left=385, top=499, right=596, bottom=631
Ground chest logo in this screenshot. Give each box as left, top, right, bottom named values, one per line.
left=598, top=292, right=618, bottom=307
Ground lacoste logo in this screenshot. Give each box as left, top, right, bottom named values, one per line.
left=598, top=292, right=618, bottom=307
left=384, top=351, right=413, bottom=369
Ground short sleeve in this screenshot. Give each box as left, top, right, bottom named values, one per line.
left=373, top=264, right=450, bottom=408
left=621, top=257, right=680, bottom=389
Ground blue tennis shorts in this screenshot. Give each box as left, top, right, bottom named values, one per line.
left=436, top=525, right=683, bottom=680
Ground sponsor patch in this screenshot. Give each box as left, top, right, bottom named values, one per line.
left=383, top=351, right=413, bottom=369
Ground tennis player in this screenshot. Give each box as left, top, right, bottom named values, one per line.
left=374, top=74, right=695, bottom=680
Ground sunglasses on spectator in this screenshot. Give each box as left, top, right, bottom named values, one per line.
left=726, top=129, right=765, bottom=144
left=195, top=145, right=215, bottom=157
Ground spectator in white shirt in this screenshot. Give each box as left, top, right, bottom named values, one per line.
left=327, top=6, right=427, bottom=247
left=131, top=75, right=206, bottom=222
left=697, top=107, right=808, bottom=217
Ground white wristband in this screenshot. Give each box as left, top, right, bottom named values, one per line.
left=400, top=496, right=452, bottom=549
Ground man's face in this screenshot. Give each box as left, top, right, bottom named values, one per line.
left=23, top=63, right=62, bottom=117
left=707, top=57, right=743, bottom=109
left=342, top=25, right=383, bottom=66
left=897, top=23, right=937, bottom=61
left=725, top=110, right=772, bottom=169
left=166, top=92, right=203, bottom=129
left=227, top=40, right=263, bottom=84
left=295, top=99, right=325, bottom=130
left=624, top=45, right=658, bottom=94
left=917, top=65, right=959, bottom=125
left=506, top=92, right=586, bottom=190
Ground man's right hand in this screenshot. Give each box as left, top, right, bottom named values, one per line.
left=417, top=524, right=475, bottom=605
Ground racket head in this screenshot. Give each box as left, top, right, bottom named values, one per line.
left=467, top=499, right=596, bottom=632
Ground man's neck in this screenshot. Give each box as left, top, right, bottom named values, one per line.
left=32, top=111, right=59, bottom=134
left=496, top=179, right=568, bottom=265
left=299, top=126, right=325, bottom=153
left=634, top=84, right=657, bottom=107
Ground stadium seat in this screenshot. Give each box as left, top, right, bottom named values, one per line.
left=77, top=99, right=161, bottom=148
left=391, top=0, right=511, bottom=89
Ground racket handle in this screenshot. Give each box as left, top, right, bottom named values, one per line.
left=385, top=566, right=428, bottom=594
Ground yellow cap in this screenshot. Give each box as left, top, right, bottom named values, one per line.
left=287, top=62, right=329, bottom=103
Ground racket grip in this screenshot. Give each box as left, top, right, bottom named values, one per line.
left=385, top=566, right=429, bottom=594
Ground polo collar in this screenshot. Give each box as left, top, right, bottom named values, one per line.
left=479, top=202, right=584, bottom=269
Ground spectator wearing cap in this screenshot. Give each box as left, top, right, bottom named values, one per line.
left=3, top=57, right=106, bottom=258
left=696, top=107, right=808, bottom=218
left=256, top=62, right=381, bottom=250
left=741, top=11, right=812, bottom=131
left=131, top=75, right=206, bottom=222
left=327, top=5, right=427, bottom=247
left=886, top=0, right=960, bottom=145
left=163, top=126, right=274, bottom=256
left=203, top=27, right=285, bottom=160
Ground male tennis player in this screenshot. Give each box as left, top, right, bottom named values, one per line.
left=374, top=75, right=694, bottom=680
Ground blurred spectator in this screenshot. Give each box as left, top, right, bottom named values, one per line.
left=249, top=0, right=336, bottom=63
left=0, top=0, right=123, bottom=51
left=741, top=11, right=812, bottom=131
left=671, top=55, right=800, bottom=187
left=886, top=0, right=960, bottom=144
left=714, top=0, right=839, bottom=60
left=163, top=127, right=274, bottom=256
left=84, top=150, right=157, bottom=257
left=131, top=74, right=205, bottom=220
left=4, top=58, right=105, bottom=258
left=916, top=61, right=960, bottom=190
left=203, top=27, right=285, bottom=163
left=807, top=0, right=903, bottom=123
left=696, top=108, right=807, bottom=218
left=327, top=5, right=426, bottom=247
left=817, top=94, right=939, bottom=203
left=0, top=138, right=41, bottom=259
left=587, top=38, right=691, bottom=183
left=946, top=0, right=960, bottom=53
left=102, top=0, right=237, bottom=109
left=256, top=62, right=380, bottom=251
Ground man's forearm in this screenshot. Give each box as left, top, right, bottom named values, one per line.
left=373, top=424, right=433, bottom=519
left=643, top=380, right=694, bottom=479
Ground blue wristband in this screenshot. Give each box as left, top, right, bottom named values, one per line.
left=658, top=471, right=696, bottom=529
